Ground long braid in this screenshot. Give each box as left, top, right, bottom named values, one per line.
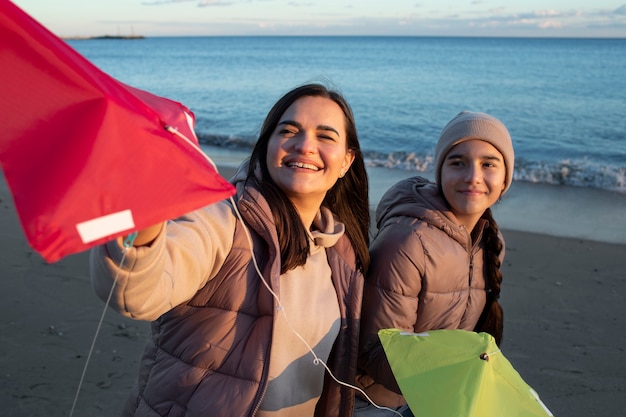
left=474, top=208, right=504, bottom=345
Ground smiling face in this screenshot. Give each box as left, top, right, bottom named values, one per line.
left=266, top=95, right=355, bottom=214
left=440, top=139, right=507, bottom=231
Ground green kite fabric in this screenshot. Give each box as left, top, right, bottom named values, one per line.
left=378, top=328, right=553, bottom=417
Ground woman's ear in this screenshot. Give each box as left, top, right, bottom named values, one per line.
left=341, top=150, right=355, bottom=177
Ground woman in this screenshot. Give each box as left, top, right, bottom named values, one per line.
left=354, top=111, right=514, bottom=416
left=90, top=83, right=370, bottom=417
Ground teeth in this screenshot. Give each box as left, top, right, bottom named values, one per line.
left=287, top=162, right=319, bottom=171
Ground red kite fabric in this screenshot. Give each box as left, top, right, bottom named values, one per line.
left=0, top=0, right=236, bottom=263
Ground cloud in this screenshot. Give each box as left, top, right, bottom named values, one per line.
left=537, top=20, right=563, bottom=29
left=133, top=1, right=626, bottom=37
left=449, top=7, right=624, bottom=33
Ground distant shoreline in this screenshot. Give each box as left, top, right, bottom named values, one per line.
left=63, top=35, right=145, bottom=40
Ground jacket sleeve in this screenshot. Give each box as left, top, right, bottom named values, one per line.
left=358, top=220, right=425, bottom=394
left=89, top=200, right=236, bottom=321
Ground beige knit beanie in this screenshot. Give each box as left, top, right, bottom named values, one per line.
left=434, top=111, right=515, bottom=194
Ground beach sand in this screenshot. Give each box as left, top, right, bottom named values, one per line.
left=1, top=162, right=625, bottom=417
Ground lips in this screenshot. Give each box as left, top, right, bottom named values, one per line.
left=459, top=189, right=484, bottom=196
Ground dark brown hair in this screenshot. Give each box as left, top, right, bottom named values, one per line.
left=246, top=83, right=370, bottom=274
left=473, top=207, right=504, bottom=345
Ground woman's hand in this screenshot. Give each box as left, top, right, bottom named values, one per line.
left=128, top=222, right=165, bottom=246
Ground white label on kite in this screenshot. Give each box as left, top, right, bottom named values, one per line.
left=76, top=210, right=135, bottom=244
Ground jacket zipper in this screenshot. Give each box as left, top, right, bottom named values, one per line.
left=250, top=371, right=270, bottom=416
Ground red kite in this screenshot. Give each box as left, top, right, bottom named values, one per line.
left=0, top=0, right=236, bottom=262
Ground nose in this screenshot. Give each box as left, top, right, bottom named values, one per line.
left=464, top=163, right=482, bottom=183
left=293, top=131, right=316, bottom=154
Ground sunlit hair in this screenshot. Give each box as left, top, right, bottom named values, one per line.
left=246, top=83, right=370, bottom=274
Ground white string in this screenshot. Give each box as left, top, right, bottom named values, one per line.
left=70, top=125, right=402, bottom=416
left=228, top=196, right=403, bottom=416
left=169, top=123, right=402, bottom=415
left=482, top=348, right=502, bottom=359
left=68, top=232, right=137, bottom=417
left=69, top=126, right=217, bottom=416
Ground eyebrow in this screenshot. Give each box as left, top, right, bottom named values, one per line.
left=278, top=120, right=340, bottom=136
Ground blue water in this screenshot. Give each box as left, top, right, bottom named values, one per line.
left=66, top=36, right=626, bottom=193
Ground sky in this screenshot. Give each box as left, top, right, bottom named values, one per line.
left=11, top=0, right=626, bottom=38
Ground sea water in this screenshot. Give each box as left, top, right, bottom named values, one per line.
left=66, top=36, right=626, bottom=242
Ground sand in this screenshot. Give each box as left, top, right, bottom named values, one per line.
left=1, top=164, right=625, bottom=417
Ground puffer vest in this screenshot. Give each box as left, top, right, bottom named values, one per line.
left=123, top=195, right=363, bottom=417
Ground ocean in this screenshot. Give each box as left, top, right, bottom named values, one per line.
left=66, top=36, right=626, bottom=194
left=62, top=36, right=626, bottom=244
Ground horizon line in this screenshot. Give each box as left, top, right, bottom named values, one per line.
left=62, top=34, right=626, bottom=40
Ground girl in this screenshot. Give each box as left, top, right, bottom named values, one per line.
left=355, top=111, right=514, bottom=416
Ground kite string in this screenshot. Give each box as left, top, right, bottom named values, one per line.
left=228, top=195, right=403, bottom=417
left=70, top=125, right=211, bottom=416
left=69, top=126, right=401, bottom=416
left=68, top=232, right=137, bottom=417
left=167, top=124, right=402, bottom=415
